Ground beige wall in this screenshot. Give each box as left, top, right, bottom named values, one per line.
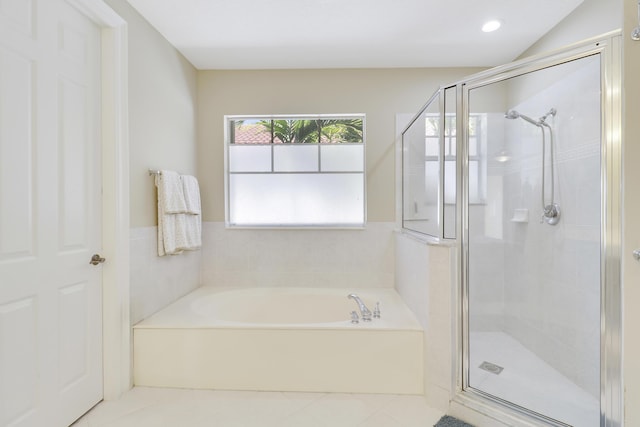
left=519, top=0, right=622, bottom=58
left=105, top=0, right=198, bottom=228
left=197, top=68, right=482, bottom=223
left=623, top=0, right=640, bottom=424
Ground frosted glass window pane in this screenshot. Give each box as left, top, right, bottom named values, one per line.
left=321, top=144, right=364, bottom=172
left=229, top=145, right=272, bottom=172
left=424, top=160, right=439, bottom=204
left=273, top=145, right=318, bottom=172
left=425, top=138, right=439, bottom=156
left=444, top=160, right=456, bottom=204
left=229, top=174, right=364, bottom=226
left=469, top=160, right=479, bottom=202
left=469, top=137, right=478, bottom=156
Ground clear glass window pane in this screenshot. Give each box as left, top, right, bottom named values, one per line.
left=231, top=119, right=272, bottom=144
left=264, top=118, right=364, bottom=144
left=321, top=119, right=364, bottom=143
left=425, top=117, right=438, bottom=136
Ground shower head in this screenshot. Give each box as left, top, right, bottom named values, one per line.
left=504, top=109, right=541, bottom=127
left=505, top=109, right=520, bottom=120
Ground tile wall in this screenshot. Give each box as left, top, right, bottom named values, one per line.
left=395, top=232, right=455, bottom=412
left=129, top=227, right=202, bottom=324
left=200, top=222, right=396, bottom=289
left=501, top=56, right=601, bottom=397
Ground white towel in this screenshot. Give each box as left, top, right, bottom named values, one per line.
left=181, top=175, right=201, bottom=215
left=157, top=170, right=187, bottom=214
left=155, top=171, right=202, bottom=256
left=156, top=171, right=187, bottom=256
left=180, top=175, right=202, bottom=250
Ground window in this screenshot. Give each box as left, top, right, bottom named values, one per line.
left=225, top=115, right=366, bottom=227
left=424, top=113, right=484, bottom=204
left=402, top=87, right=486, bottom=240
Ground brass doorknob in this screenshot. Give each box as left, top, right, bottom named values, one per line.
left=90, top=254, right=106, bottom=265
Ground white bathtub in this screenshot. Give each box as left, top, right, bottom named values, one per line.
left=133, top=287, right=424, bottom=394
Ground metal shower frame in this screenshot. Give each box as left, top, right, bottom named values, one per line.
left=451, top=32, right=623, bottom=427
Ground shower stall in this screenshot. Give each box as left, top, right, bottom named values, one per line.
left=401, top=33, right=621, bottom=426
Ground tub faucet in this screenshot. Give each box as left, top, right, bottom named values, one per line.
left=348, top=294, right=372, bottom=321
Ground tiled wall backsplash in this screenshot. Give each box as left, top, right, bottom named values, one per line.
left=200, top=222, right=396, bottom=289
left=129, top=227, right=201, bottom=324
left=129, top=222, right=395, bottom=324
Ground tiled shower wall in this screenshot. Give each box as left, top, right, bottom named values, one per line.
left=502, top=57, right=601, bottom=397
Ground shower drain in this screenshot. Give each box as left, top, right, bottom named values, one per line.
left=479, top=361, right=504, bottom=375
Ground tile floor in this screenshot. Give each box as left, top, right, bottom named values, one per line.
left=72, top=387, right=444, bottom=427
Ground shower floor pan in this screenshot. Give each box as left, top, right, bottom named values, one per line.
left=133, top=286, right=424, bottom=394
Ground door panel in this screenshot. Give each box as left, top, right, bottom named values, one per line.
left=0, top=297, right=38, bottom=424
left=0, top=0, right=103, bottom=426
left=0, top=47, right=35, bottom=262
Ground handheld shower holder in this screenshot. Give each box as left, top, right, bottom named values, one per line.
left=541, top=203, right=561, bottom=226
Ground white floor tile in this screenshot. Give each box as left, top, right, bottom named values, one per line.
left=357, top=412, right=403, bottom=427
left=78, top=387, right=443, bottom=427
left=378, top=395, right=444, bottom=427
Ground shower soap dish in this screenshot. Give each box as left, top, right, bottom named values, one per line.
left=511, top=209, right=529, bottom=223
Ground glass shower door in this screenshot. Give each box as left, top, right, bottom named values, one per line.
left=465, top=54, right=602, bottom=426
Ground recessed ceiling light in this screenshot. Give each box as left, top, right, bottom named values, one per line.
left=482, top=20, right=502, bottom=33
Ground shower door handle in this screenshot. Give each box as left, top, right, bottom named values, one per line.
left=633, top=249, right=640, bottom=262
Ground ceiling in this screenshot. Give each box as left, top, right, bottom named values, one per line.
left=125, top=0, right=584, bottom=70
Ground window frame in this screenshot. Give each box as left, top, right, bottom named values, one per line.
left=223, top=114, right=367, bottom=229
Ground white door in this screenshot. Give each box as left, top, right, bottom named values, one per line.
left=0, top=0, right=103, bottom=426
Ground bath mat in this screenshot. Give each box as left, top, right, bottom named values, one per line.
left=434, top=415, right=475, bottom=427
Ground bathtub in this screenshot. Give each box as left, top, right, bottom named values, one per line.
left=133, top=287, right=424, bottom=394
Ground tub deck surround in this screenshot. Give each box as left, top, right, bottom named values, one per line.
left=133, top=287, right=424, bottom=394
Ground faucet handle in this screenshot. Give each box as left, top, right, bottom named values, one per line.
left=373, top=302, right=381, bottom=319
left=350, top=311, right=359, bottom=324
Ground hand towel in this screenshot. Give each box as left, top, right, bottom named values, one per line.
left=181, top=174, right=202, bottom=250
left=157, top=170, right=187, bottom=214
left=156, top=171, right=188, bottom=256
left=181, top=175, right=201, bottom=215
